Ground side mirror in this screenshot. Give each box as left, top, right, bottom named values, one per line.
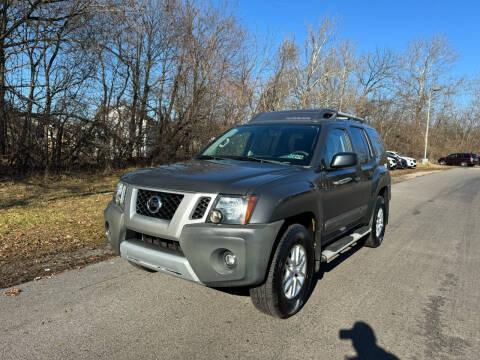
left=330, top=152, right=358, bottom=169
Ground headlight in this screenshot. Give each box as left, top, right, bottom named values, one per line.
left=209, top=195, right=257, bottom=225
left=113, top=182, right=127, bottom=209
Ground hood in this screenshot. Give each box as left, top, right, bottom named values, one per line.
left=121, top=159, right=301, bottom=194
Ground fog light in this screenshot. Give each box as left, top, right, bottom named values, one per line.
left=224, top=251, right=237, bottom=267
left=209, top=210, right=223, bottom=224
left=105, top=221, right=110, bottom=236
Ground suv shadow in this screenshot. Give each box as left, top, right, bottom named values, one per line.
left=218, top=238, right=365, bottom=299
left=306, top=240, right=364, bottom=300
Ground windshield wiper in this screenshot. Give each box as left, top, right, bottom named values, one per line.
left=228, top=156, right=290, bottom=165
left=196, top=155, right=231, bottom=161
left=197, top=154, right=289, bottom=165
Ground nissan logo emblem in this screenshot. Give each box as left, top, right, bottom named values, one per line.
left=146, top=195, right=163, bottom=214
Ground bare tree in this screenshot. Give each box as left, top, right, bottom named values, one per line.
left=397, top=35, right=457, bottom=123
left=0, top=2, right=477, bottom=175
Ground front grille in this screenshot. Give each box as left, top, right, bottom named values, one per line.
left=134, top=231, right=183, bottom=255
left=136, top=189, right=183, bottom=220
left=191, top=197, right=211, bottom=219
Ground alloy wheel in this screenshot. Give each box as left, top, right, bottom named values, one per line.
left=376, top=208, right=384, bottom=238
left=282, top=244, right=307, bottom=299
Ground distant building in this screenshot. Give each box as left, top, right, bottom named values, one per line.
left=96, top=105, right=155, bottom=158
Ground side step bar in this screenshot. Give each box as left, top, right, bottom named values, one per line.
left=321, top=226, right=371, bottom=263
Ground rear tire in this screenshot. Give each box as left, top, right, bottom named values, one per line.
left=249, top=224, right=314, bottom=319
left=364, top=196, right=386, bottom=248
left=439, top=160, right=446, bottom=165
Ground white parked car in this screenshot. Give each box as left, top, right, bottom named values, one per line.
left=387, top=156, right=397, bottom=169
left=387, top=151, right=416, bottom=168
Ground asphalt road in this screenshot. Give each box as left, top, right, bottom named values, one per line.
left=1, top=168, right=479, bottom=359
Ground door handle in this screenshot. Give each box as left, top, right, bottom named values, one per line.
left=333, top=177, right=352, bottom=186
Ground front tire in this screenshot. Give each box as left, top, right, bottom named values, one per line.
left=364, top=196, right=386, bottom=248
left=250, top=224, right=314, bottom=318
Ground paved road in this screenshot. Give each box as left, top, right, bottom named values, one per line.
left=1, top=168, right=479, bottom=359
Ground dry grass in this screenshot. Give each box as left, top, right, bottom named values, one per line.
left=389, top=163, right=457, bottom=184
left=0, top=168, right=139, bottom=288
left=416, top=162, right=453, bottom=170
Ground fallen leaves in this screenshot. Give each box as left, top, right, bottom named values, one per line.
left=4, top=288, right=21, bottom=296
left=0, top=173, right=122, bottom=288
left=34, top=275, right=52, bottom=281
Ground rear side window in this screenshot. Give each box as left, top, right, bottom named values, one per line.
left=349, top=127, right=371, bottom=164
left=365, top=128, right=386, bottom=160
left=324, top=128, right=352, bottom=167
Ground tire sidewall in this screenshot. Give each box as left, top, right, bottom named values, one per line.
left=273, top=226, right=314, bottom=318
left=371, top=196, right=386, bottom=245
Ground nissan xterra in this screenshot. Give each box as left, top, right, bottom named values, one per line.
left=104, top=109, right=391, bottom=318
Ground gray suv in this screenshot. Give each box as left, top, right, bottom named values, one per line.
left=104, top=109, right=391, bottom=318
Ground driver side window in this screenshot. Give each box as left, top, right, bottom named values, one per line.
left=324, top=128, right=352, bottom=167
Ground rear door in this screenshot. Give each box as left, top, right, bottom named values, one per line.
left=347, top=126, right=376, bottom=218
left=321, top=127, right=363, bottom=235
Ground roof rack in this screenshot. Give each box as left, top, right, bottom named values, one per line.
left=331, top=110, right=365, bottom=124
left=249, top=108, right=366, bottom=124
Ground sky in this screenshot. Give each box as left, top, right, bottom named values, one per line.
left=233, top=0, right=480, bottom=78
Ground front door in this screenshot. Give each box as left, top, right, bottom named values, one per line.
left=321, top=127, right=363, bottom=236
left=446, top=154, right=457, bottom=165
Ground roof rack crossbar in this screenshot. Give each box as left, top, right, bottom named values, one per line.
left=335, top=111, right=365, bottom=124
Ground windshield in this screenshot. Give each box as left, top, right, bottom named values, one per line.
left=199, top=124, right=321, bottom=166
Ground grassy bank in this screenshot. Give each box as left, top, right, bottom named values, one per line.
left=0, top=170, right=136, bottom=288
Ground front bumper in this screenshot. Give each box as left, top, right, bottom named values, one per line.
left=104, top=201, right=283, bottom=287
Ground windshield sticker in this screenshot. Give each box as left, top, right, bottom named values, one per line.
left=287, top=154, right=305, bottom=160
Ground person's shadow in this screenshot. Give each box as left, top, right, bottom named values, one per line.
left=339, top=322, right=399, bottom=360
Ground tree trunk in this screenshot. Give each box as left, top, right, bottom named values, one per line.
left=0, top=49, right=6, bottom=158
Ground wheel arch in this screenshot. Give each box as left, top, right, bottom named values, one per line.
left=262, top=211, right=320, bottom=285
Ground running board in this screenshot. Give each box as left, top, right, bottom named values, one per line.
left=321, top=226, right=371, bottom=263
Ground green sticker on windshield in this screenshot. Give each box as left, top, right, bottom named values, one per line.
left=287, top=154, right=304, bottom=160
